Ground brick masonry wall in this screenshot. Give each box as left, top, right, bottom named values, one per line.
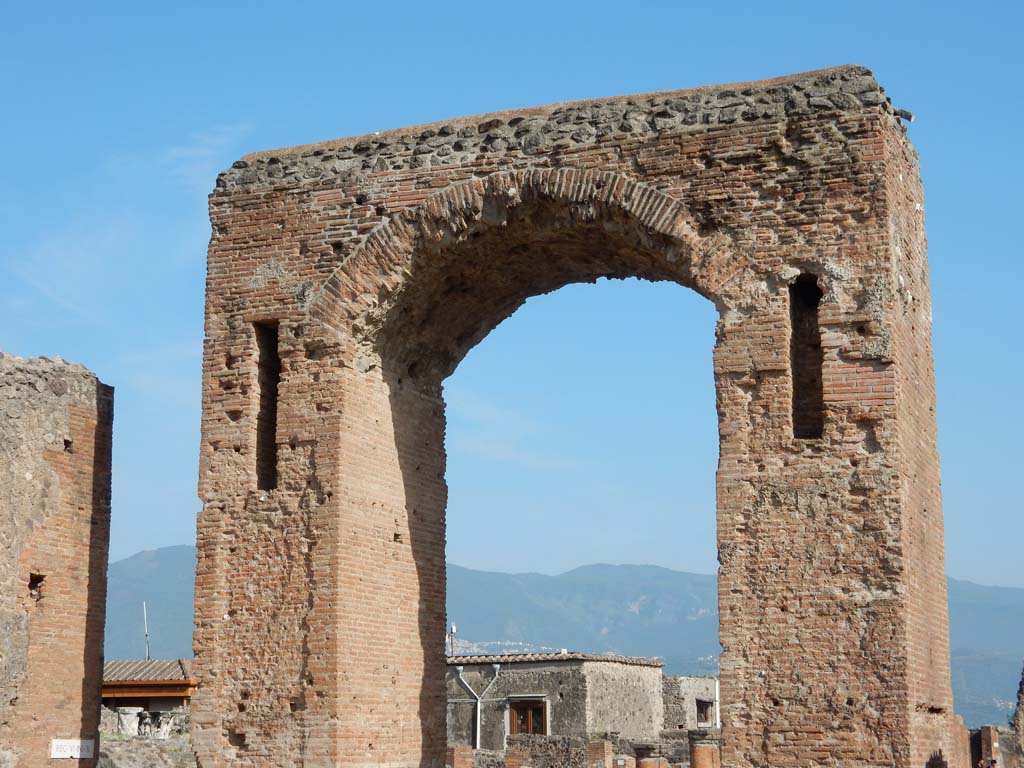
left=197, top=65, right=959, bottom=767
left=884, top=105, right=962, bottom=768
left=0, top=354, right=113, bottom=767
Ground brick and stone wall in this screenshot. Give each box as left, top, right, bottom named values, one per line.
left=0, top=354, right=113, bottom=767
left=197, top=65, right=959, bottom=768
left=506, top=735, right=585, bottom=768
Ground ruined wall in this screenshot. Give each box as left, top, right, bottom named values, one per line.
left=663, top=676, right=717, bottom=732
left=199, top=65, right=957, bottom=768
left=582, top=662, right=663, bottom=742
left=0, top=354, right=113, bottom=767
left=881, top=102, right=960, bottom=768
left=505, top=735, right=585, bottom=768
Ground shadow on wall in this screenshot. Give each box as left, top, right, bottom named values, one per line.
left=81, top=388, right=115, bottom=755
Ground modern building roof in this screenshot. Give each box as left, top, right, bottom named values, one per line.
left=446, top=652, right=663, bottom=668
left=103, top=659, right=194, bottom=683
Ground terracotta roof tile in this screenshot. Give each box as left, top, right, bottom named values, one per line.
left=103, top=659, right=194, bottom=682
left=446, top=652, right=662, bottom=668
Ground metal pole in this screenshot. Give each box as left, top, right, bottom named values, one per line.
left=143, top=601, right=151, bottom=661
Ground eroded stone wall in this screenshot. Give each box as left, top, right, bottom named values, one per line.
left=505, top=735, right=585, bottom=768
left=198, top=65, right=958, bottom=768
left=0, top=354, right=113, bottom=767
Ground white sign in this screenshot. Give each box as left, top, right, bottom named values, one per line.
left=49, top=739, right=95, bottom=759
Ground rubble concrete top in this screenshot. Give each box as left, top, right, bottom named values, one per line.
left=217, top=65, right=897, bottom=193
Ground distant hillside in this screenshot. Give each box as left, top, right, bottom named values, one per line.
left=104, top=546, right=1022, bottom=727
left=446, top=563, right=719, bottom=675
left=104, top=545, right=196, bottom=661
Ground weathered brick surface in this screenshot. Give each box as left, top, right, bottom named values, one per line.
left=0, top=354, right=113, bottom=767
left=197, top=66, right=959, bottom=767
left=586, top=739, right=612, bottom=767
left=446, top=744, right=471, bottom=768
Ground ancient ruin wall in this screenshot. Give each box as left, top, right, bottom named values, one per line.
left=198, top=65, right=959, bottom=768
left=884, top=107, right=962, bottom=768
left=0, top=354, right=113, bottom=767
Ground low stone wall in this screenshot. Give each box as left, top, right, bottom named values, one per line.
left=98, top=708, right=195, bottom=768
left=97, top=735, right=195, bottom=768
left=472, top=749, right=506, bottom=768
left=507, top=734, right=586, bottom=768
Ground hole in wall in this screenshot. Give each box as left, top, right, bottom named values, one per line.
left=28, top=573, right=45, bottom=601
left=443, top=279, right=720, bottom=747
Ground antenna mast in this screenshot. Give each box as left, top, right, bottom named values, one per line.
left=143, top=601, right=151, bottom=661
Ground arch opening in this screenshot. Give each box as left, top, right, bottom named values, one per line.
left=346, top=180, right=729, bottom=765
left=441, top=276, right=721, bottom=751
left=355, top=179, right=728, bottom=392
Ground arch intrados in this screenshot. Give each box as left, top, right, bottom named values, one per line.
left=310, top=169, right=743, bottom=381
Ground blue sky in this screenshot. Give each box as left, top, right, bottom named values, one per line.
left=1, top=1, right=1020, bottom=586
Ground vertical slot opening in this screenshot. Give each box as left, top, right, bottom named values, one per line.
left=254, top=321, right=280, bottom=490
left=789, top=274, right=824, bottom=439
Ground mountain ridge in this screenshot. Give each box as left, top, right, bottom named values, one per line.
left=104, top=546, right=1022, bottom=727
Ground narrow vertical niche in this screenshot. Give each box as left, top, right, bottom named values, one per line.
left=789, top=274, right=824, bottom=439
left=254, top=321, right=280, bottom=490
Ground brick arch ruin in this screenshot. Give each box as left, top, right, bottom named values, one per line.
left=196, top=66, right=962, bottom=768
left=310, top=169, right=743, bottom=378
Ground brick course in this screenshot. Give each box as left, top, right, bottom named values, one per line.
left=197, top=65, right=960, bottom=767
left=0, top=354, right=113, bottom=767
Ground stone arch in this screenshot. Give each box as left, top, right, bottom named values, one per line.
left=305, top=166, right=740, bottom=767
left=196, top=68, right=961, bottom=768
left=310, top=168, right=747, bottom=382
